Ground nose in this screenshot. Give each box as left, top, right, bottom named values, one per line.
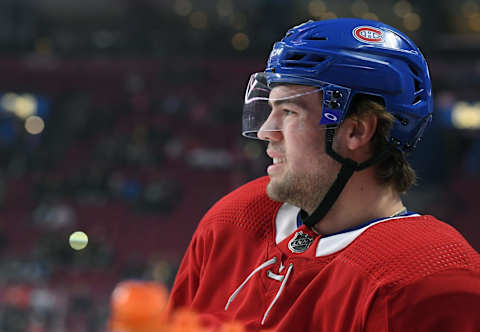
left=257, top=111, right=283, bottom=141
left=257, top=127, right=283, bottom=141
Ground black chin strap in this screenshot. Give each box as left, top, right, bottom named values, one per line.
left=302, top=126, right=392, bottom=228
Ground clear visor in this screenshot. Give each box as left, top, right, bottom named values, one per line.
left=242, top=72, right=351, bottom=139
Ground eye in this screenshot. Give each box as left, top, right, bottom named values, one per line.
left=282, top=109, right=296, bottom=116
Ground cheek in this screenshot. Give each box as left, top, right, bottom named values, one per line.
left=283, top=120, right=327, bottom=162
left=286, top=133, right=326, bottom=167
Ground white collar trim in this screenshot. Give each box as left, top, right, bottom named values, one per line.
left=274, top=204, right=420, bottom=256
left=275, top=203, right=301, bottom=244
left=315, top=214, right=420, bottom=256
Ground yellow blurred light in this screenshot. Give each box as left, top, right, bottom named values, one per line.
left=308, top=0, right=327, bottom=17
left=452, top=102, right=480, bottom=129
left=352, top=0, right=369, bottom=17
left=462, top=1, right=479, bottom=18
left=403, top=12, right=421, bottom=31
left=2, top=93, right=37, bottom=119
left=174, top=0, right=192, bottom=16
left=217, top=0, right=233, bottom=18
left=16, top=95, right=37, bottom=118
left=393, top=0, right=412, bottom=18
left=232, top=32, right=249, bottom=51
left=362, top=12, right=379, bottom=21
left=468, top=13, right=480, bottom=31
left=25, top=116, right=45, bottom=135
left=190, top=11, right=208, bottom=29
left=69, top=231, right=88, bottom=250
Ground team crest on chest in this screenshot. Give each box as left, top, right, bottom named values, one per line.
left=288, top=231, right=314, bottom=253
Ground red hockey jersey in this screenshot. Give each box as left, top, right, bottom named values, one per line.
left=169, top=177, right=480, bottom=331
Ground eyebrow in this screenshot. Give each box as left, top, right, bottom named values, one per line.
left=268, top=97, right=308, bottom=110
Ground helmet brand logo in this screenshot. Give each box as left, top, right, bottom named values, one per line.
left=353, top=26, right=384, bottom=43
left=324, top=112, right=338, bottom=121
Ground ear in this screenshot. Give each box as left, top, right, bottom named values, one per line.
left=342, top=113, right=378, bottom=152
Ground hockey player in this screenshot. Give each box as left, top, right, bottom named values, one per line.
left=169, top=18, right=480, bottom=331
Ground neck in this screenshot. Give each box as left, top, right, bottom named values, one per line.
left=311, top=167, right=404, bottom=236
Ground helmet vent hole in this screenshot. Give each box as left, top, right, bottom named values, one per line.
left=408, top=63, right=423, bottom=93
left=413, top=95, right=422, bottom=105
left=309, top=55, right=326, bottom=62
left=408, top=63, right=418, bottom=76
left=286, top=62, right=316, bottom=68
left=287, top=53, right=306, bottom=61
left=308, top=36, right=327, bottom=41
left=284, top=52, right=317, bottom=68
left=413, top=79, right=421, bottom=93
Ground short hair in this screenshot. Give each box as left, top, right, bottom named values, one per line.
left=347, top=94, right=416, bottom=193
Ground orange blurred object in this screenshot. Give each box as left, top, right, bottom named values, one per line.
left=219, top=321, right=246, bottom=332
left=108, top=280, right=169, bottom=332
left=166, top=307, right=204, bottom=332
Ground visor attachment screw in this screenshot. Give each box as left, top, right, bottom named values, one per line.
left=329, top=101, right=340, bottom=109
left=332, top=90, right=342, bottom=99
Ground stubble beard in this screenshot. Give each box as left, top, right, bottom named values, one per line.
left=266, top=166, right=333, bottom=214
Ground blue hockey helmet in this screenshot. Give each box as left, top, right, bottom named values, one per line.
left=245, top=18, right=433, bottom=153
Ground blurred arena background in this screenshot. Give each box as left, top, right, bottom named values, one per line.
left=0, top=0, right=479, bottom=330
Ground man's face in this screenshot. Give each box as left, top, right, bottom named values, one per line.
left=258, top=84, right=341, bottom=212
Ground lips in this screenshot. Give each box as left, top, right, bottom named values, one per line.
left=266, top=148, right=286, bottom=175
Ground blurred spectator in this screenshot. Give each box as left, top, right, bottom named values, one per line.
left=1, top=281, right=32, bottom=332
left=137, top=176, right=181, bottom=214
left=29, top=283, right=56, bottom=330
left=32, top=198, right=76, bottom=231
left=186, top=148, right=233, bottom=170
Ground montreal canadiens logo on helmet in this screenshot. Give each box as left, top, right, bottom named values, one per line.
left=353, top=26, right=384, bottom=43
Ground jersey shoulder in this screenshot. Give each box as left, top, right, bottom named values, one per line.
left=341, top=215, right=480, bottom=287
left=198, top=176, right=282, bottom=240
